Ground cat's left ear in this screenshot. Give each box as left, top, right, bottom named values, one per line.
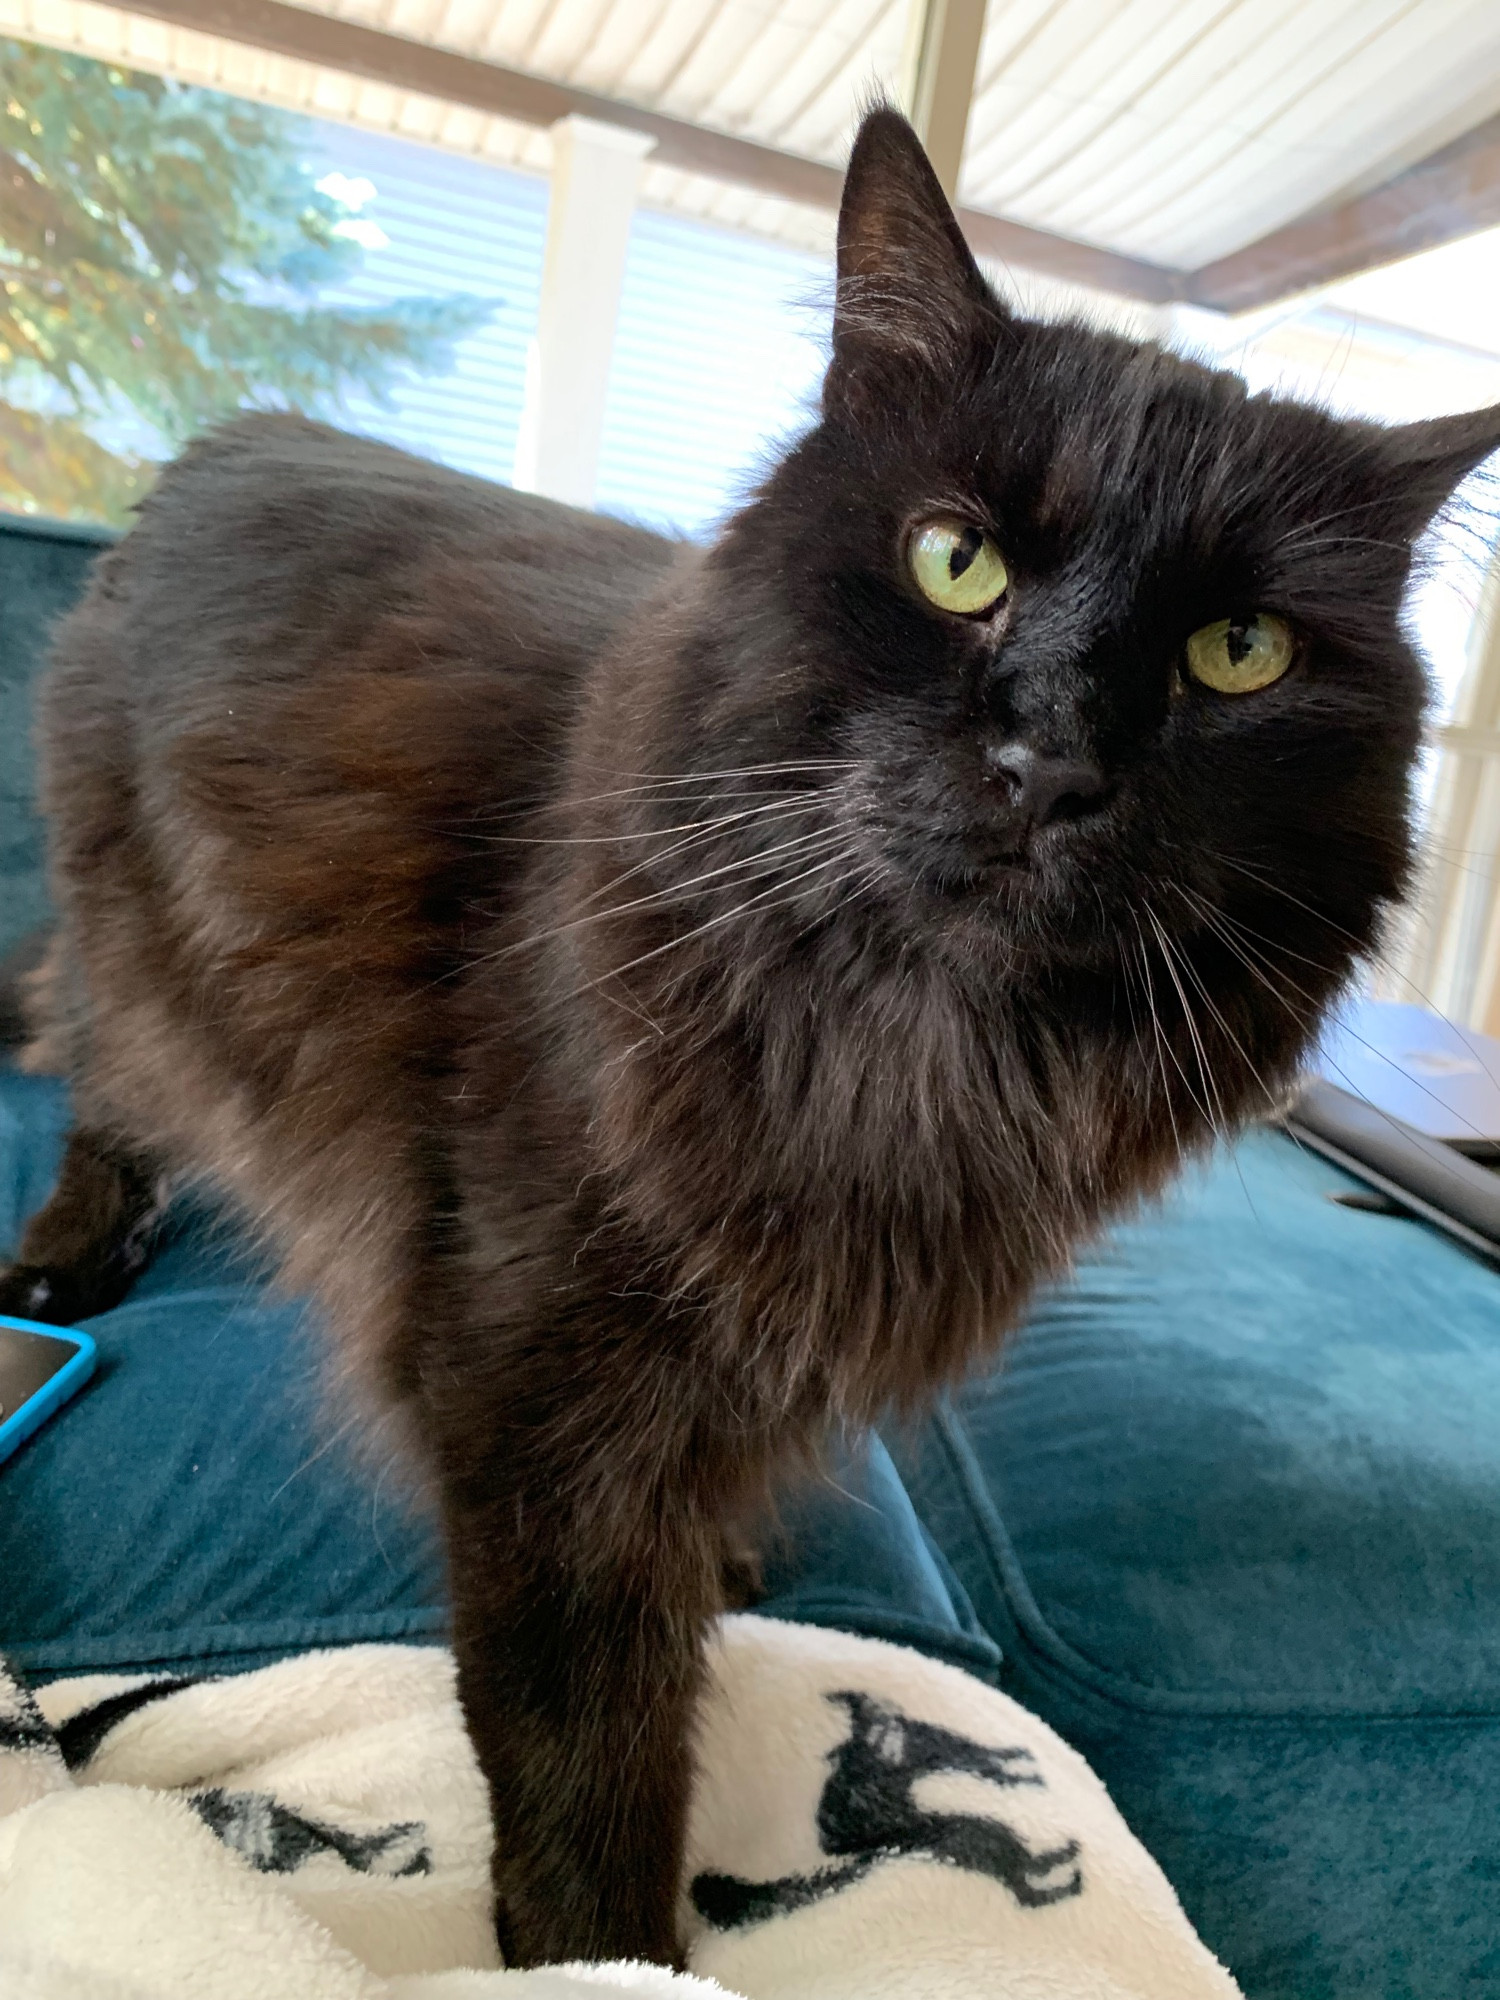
left=826, top=104, right=1005, bottom=424
left=1378, top=404, right=1500, bottom=536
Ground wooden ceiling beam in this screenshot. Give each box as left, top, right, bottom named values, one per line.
left=1187, top=113, right=1500, bottom=313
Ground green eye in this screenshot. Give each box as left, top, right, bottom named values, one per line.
left=1184, top=613, right=1296, bottom=694
left=909, top=517, right=1009, bottom=616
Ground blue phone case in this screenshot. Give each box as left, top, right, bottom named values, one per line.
left=0, top=1313, right=97, bottom=1466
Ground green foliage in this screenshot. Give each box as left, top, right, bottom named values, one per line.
left=0, top=38, right=488, bottom=521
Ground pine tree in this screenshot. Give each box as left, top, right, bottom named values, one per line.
left=0, top=38, right=487, bottom=521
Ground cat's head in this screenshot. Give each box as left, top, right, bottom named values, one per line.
left=576, top=108, right=1500, bottom=1115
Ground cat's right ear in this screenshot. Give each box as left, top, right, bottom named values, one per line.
left=825, top=105, right=1004, bottom=425
left=1376, top=402, right=1500, bottom=537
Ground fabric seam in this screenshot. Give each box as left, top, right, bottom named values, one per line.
left=931, top=1403, right=1500, bottom=1723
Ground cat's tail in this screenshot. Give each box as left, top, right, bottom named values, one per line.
left=0, top=927, right=60, bottom=1068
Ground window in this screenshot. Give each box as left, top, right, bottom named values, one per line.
left=0, top=39, right=829, bottom=538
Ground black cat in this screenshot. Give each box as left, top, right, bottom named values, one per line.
left=5, top=107, right=1495, bottom=1965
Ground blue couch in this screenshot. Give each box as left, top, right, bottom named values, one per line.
left=3, top=511, right=1496, bottom=1997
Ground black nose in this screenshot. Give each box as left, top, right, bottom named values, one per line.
left=984, top=744, right=1109, bottom=829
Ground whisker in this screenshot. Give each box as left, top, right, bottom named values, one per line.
left=1148, top=907, right=1227, bottom=1132
left=1269, top=533, right=1409, bottom=557
left=1153, top=900, right=1280, bottom=1221
left=1142, top=907, right=1217, bottom=1133
left=1267, top=496, right=1390, bottom=551
left=1207, top=901, right=1500, bottom=1148
left=593, top=850, right=861, bottom=996
left=1208, top=903, right=1498, bottom=1155
left=551, top=804, right=838, bottom=922
left=492, top=825, right=850, bottom=968
left=1129, top=912, right=1185, bottom=1164
left=469, top=791, right=829, bottom=849
left=468, top=761, right=860, bottom=822
left=1214, top=855, right=1373, bottom=958
left=464, top=788, right=836, bottom=844
left=1219, top=863, right=1500, bottom=1103
left=1114, top=918, right=1154, bottom=1101
left=1165, top=886, right=1283, bottom=1117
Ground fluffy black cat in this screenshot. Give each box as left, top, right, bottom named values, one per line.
left=6, top=108, right=1497, bottom=1966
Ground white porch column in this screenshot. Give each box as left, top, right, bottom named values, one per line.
left=512, top=115, right=656, bottom=509
left=900, top=0, right=988, bottom=202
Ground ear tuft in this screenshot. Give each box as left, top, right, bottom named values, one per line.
left=826, top=104, right=1002, bottom=423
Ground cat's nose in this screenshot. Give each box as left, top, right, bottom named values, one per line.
left=984, top=744, right=1109, bottom=829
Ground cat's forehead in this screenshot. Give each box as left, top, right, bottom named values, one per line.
left=1020, top=330, right=1258, bottom=471
left=984, top=324, right=1339, bottom=550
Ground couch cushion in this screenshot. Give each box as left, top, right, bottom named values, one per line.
left=927, top=1130, right=1500, bottom=1709
left=891, top=1129, right=1500, bottom=1998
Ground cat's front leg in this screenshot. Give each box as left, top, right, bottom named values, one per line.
left=438, top=1434, right=722, bottom=1968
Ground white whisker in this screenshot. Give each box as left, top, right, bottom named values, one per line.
left=596, top=849, right=860, bottom=996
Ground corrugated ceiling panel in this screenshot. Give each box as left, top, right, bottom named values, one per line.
left=12, top=0, right=1500, bottom=275
left=325, top=0, right=906, bottom=166
left=0, top=0, right=556, bottom=168
left=1099, top=0, right=1500, bottom=260
left=960, top=0, right=1500, bottom=264
left=0, top=1, right=844, bottom=249
left=301, top=0, right=1500, bottom=263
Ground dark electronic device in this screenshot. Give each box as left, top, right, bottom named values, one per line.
left=0, top=1314, right=97, bottom=1465
left=1286, top=999, right=1500, bottom=1266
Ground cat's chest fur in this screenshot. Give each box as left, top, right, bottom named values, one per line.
left=460, top=909, right=1150, bottom=1431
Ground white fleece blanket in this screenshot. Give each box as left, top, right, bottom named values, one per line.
left=0, top=1615, right=1242, bottom=2000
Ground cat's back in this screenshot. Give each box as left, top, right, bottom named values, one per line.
left=41, top=414, right=679, bottom=957
left=49, top=413, right=676, bottom=737
left=35, top=418, right=680, bottom=1151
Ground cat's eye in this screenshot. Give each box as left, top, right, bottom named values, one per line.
left=908, top=517, right=1009, bottom=616
left=1184, top=613, right=1296, bottom=694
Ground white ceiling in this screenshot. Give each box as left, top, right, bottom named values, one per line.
left=6, top=0, right=1500, bottom=278
left=962, top=0, right=1500, bottom=266
left=10, top=0, right=1500, bottom=268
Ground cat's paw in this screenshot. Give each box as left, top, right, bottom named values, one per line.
left=0, top=1263, right=83, bottom=1325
